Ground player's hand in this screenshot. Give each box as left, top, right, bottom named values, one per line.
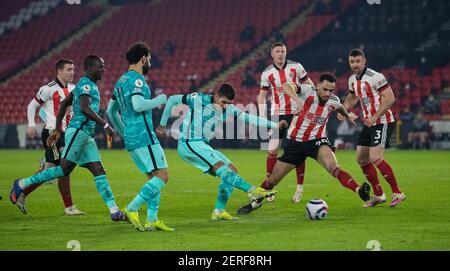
left=46, top=130, right=60, bottom=147
left=347, top=112, right=358, bottom=126
left=337, top=112, right=347, bottom=121
left=156, top=125, right=166, bottom=137
left=104, top=124, right=115, bottom=137
left=363, top=116, right=377, bottom=127
left=27, top=127, right=37, bottom=139
left=278, top=120, right=289, bottom=129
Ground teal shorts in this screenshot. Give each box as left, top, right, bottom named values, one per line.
left=130, top=144, right=168, bottom=174
left=62, top=127, right=101, bottom=165
left=177, top=140, right=231, bottom=175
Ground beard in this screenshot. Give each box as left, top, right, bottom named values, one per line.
left=143, top=63, right=150, bottom=74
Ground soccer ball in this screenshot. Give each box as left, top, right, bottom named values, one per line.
left=305, top=199, right=328, bottom=220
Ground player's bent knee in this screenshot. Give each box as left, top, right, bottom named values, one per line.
left=153, top=169, right=169, bottom=183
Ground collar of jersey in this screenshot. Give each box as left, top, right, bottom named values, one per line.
left=54, top=77, right=65, bottom=89
left=273, top=60, right=288, bottom=70
left=356, top=67, right=368, bottom=80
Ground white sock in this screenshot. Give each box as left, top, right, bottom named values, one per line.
left=297, top=184, right=304, bottom=191
left=18, top=179, right=25, bottom=189
left=109, top=206, right=120, bottom=214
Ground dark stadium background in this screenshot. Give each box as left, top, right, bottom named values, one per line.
left=0, top=0, right=449, bottom=149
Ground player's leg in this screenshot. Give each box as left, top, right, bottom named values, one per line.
left=78, top=133, right=124, bottom=221
left=316, top=144, right=370, bottom=201
left=293, top=162, right=305, bottom=203
left=370, top=146, right=405, bottom=207
left=125, top=145, right=172, bottom=231
left=83, top=161, right=125, bottom=221
left=210, top=150, right=237, bottom=221
left=266, top=138, right=280, bottom=178
left=356, top=126, right=386, bottom=206
left=369, top=123, right=404, bottom=207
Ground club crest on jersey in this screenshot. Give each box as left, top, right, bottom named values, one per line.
left=289, top=72, right=295, bottom=78
left=135, top=79, right=144, bottom=88
left=83, top=85, right=91, bottom=93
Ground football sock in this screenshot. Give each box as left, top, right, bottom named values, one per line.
left=23, top=167, right=45, bottom=195
left=374, top=159, right=401, bottom=194
left=22, top=166, right=64, bottom=188
left=266, top=153, right=278, bottom=177
left=94, top=175, right=118, bottom=212
left=333, top=168, right=359, bottom=192
left=361, top=163, right=384, bottom=196
left=216, top=165, right=252, bottom=192
left=58, top=176, right=73, bottom=208
left=215, top=180, right=234, bottom=210
left=295, top=162, right=305, bottom=185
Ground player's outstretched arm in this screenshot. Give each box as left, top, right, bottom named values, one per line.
left=131, top=93, right=167, bottom=113
left=337, top=92, right=359, bottom=121
left=156, top=94, right=183, bottom=137
left=106, top=99, right=124, bottom=137
left=159, top=95, right=183, bottom=127
left=336, top=105, right=358, bottom=125
left=282, top=83, right=303, bottom=114
left=238, top=111, right=278, bottom=129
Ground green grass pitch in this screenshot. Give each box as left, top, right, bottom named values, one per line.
left=1, top=149, right=450, bottom=251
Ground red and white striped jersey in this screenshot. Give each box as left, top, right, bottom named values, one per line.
left=34, top=79, right=74, bottom=131
left=260, top=60, right=309, bottom=116
left=347, top=67, right=395, bottom=125
left=287, top=84, right=341, bottom=142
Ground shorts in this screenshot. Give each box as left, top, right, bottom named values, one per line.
left=61, top=127, right=101, bottom=166
left=178, top=140, right=231, bottom=176
left=130, top=144, right=168, bottom=174
left=278, top=137, right=332, bottom=166
left=357, top=123, right=395, bottom=148
left=41, top=128, right=65, bottom=165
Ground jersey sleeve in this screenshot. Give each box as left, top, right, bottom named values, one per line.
left=329, top=95, right=341, bottom=111
left=373, top=72, right=390, bottom=93
left=260, top=72, right=270, bottom=90
left=297, top=84, right=314, bottom=100
left=79, top=83, right=95, bottom=98
left=296, top=63, right=309, bottom=83
left=348, top=77, right=355, bottom=94
left=181, top=92, right=199, bottom=108
left=130, top=78, right=146, bottom=96
left=34, top=86, right=48, bottom=104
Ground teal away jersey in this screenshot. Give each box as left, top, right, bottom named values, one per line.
left=113, top=70, right=159, bottom=150
left=68, top=76, right=100, bottom=137
left=179, top=92, right=241, bottom=142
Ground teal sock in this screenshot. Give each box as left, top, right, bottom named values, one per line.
left=147, top=193, right=160, bottom=222
left=138, top=177, right=165, bottom=222
left=94, top=175, right=117, bottom=210
left=127, top=194, right=146, bottom=212
left=215, top=165, right=252, bottom=192
left=215, top=180, right=234, bottom=210
left=23, top=166, right=64, bottom=187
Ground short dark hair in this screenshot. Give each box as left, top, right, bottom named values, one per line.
left=217, top=83, right=236, bottom=100
left=126, top=41, right=150, bottom=64
left=55, top=58, right=74, bottom=72
left=319, top=73, right=336, bottom=83
left=84, top=55, right=102, bottom=70
left=349, top=48, right=365, bottom=58
left=271, top=42, right=286, bottom=51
